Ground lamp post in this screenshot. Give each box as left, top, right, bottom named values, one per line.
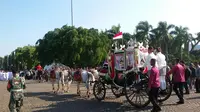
left=71, top=0, right=74, bottom=26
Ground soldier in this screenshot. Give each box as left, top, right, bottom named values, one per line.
left=7, top=70, right=26, bottom=112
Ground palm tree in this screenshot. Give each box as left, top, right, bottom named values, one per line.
left=156, top=21, right=175, bottom=61
left=135, top=21, right=153, bottom=46
left=190, top=32, right=200, bottom=51
left=149, top=28, right=162, bottom=47
left=185, top=33, right=193, bottom=53
left=172, top=26, right=189, bottom=59
left=106, top=24, right=121, bottom=47
left=106, top=24, right=121, bottom=37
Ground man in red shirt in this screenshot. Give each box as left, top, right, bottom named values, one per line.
left=36, top=64, right=43, bottom=83
left=36, top=64, right=42, bottom=71
left=148, top=58, right=161, bottom=112
left=167, top=58, right=185, bottom=104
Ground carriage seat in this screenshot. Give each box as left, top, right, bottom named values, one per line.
left=126, top=66, right=133, bottom=70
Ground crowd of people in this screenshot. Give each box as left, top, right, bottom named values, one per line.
left=0, top=70, right=13, bottom=81
left=145, top=46, right=200, bottom=112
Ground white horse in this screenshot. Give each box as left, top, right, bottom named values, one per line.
left=43, top=63, right=73, bottom=93
left=75, top=68, right=98, bottom=97
left=57, top=67, right=73, bottom=93
left=51, top=65, right=72, bottom=93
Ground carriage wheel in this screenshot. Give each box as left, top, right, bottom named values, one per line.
left=93, top=81, right=106, bottom=101
left=111, top=84, right=123, bottom=98
left=124, top=80, right=150, bottom=108
left=158, top=77, right=172, bottom=102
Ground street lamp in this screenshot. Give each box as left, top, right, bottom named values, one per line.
left=71, top=0, right=74, bottom=26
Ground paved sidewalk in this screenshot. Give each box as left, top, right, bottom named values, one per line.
left=1, top=80, right=200, bottom=112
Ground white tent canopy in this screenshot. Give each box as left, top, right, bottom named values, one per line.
left=43, top=63, right=70, bottom=71
left=0, top=72, right=13, bottom=81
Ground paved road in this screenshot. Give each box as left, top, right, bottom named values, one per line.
left=1, top=80, right=200, bottom=112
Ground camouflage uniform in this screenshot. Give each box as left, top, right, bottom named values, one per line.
left=7, top=75, right=26, bottom=112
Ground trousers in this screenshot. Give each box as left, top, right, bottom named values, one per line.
left=195, top=78, right=200, bottom=92
left=149, top=87, right=161, bottom=110
left=173, top=82, right=184, bottom=102
left=8, top=92, right=24, bottom=112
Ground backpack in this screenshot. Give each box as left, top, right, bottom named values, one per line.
left=10, top=77, right=24, bottom=101
left=11, top=77, right=23, bottom=90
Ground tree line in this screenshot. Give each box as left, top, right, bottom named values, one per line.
left=1, top=21, right=200, bottom=71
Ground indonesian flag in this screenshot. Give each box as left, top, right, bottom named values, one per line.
left=113, top=32, right=123, bottom=40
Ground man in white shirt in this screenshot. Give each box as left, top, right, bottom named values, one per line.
left=144, top=46, right=157, bottom=76
left=156, top=47, right=167, bottom=90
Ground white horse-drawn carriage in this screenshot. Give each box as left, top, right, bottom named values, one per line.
left=93, top=39, right=172, bottom=108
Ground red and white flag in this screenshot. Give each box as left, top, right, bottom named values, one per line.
left=113, top=32, right=123, bottom=40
